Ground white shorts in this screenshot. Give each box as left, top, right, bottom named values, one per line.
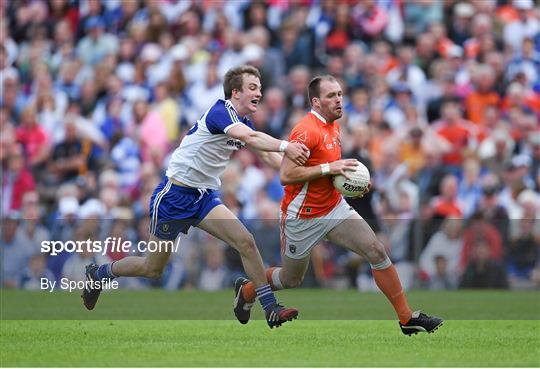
left=280, top=198, right=357, bottom=260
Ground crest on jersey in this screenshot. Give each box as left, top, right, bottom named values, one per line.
left=293, top=131, right=308, bottom=143
left=289, top=244, right=296, bottom=254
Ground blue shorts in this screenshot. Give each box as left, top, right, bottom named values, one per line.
left=149, top=179, right=222, bottom=240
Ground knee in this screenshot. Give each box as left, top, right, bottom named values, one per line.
left=281, top=274, right=303, bottom=289
left=364, top=240, right=388, bottom=264
left=143, top=263, right=164, bottom=279
left=233, top=233, right=257, bottom=255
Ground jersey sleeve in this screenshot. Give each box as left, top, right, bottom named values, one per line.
left=205, top=103, right=243, bottom=134
left=289, top=123, right=317, bottom=151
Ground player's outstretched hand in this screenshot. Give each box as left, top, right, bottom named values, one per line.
left=285, top=142, right=310, bottom=166
left=329, top=159, right=359, bottom=179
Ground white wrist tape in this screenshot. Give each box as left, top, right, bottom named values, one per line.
left=279, top=140, right=289, bottom=152
left=320, top=163, right=330, bottom=175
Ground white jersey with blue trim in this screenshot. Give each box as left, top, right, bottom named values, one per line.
left=166, top=99, right=254, bottom=190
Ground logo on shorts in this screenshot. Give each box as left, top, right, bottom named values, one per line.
left=289, top=244, right=296, bottom=254
left=161, top=223, right=170, bottom=233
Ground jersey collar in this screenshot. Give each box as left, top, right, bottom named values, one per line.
left=310, top=109, right=327, bottom=124
left=225, top=99, right=250, bottom=124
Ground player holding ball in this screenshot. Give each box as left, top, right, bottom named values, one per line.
left=234, top=75, right=443, bottom=335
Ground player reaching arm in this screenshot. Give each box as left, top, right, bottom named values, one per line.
left=81, top=66, right=304, bottom=329
left=227, top=124, right=309, bottom=167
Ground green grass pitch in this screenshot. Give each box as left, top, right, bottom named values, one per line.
left=1, top=289, right=539, bottom=367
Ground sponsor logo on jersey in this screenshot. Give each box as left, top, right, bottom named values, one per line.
left=226, top=139, right=245, bottom=149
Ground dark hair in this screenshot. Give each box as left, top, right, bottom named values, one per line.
left=223, top=65, right=261, bottom=99
left=307, top=75, right=336, bottom=106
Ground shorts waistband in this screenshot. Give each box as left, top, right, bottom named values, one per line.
left=167, top=178, right=213, bottom=194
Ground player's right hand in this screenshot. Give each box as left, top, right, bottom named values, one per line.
left=329, top=159, right=359, bottom=179
left=284, top=142, right=310, bottom=166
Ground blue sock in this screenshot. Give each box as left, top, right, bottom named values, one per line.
left=256, top=284, right=277, bottom=312
left=95, top=263, right=117, bottom=280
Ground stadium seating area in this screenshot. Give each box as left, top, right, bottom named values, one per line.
left=1, top=0, right=539, bottom=292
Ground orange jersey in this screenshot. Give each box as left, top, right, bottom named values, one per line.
left=281, top=111, right=342, bottom=218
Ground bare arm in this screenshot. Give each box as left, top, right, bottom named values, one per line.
left=255, top=150, right=283, bottom=170
left=280, top=155, right=325, bottom=185
left=227, top=124, right=286, bottom=152
left=227, top=124, right=309, bottom=166
left=280, top=156, right=360, bottom=185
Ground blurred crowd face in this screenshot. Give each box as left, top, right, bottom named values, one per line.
left=20, top=106, right=37, bottom=128
left=441, top=175, right=458, bottom=201
left=443, top=218, right=463, bottom=239
left=351, top=124, right=370, bottom=149
left=2, top=217, right=19, bottom=243
left=441, top=101, right=461, bottom=122
left=264, top=88, right=285, bottom=112
left=314, top=79, right=343, bottom=121
left=21, top=192, right=40, bottom=221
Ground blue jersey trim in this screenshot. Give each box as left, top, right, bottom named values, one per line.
left=205, top=100, right=255, bottom=134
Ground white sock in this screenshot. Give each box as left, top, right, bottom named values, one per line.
left=271, top=267, right=284, bottom=290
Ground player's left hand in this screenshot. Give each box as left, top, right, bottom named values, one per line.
left=285, top=142, right=310, bottom=166
left=354, top=181, right=371, bottom=199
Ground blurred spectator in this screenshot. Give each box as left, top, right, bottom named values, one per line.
left=345, top=124, right=379, bottom=232
left=1, top=144, right=35, bottom=213
left=502, top=0, right=539, bottom=53
left=457, top=158, right=483, bottom=218
left=386, top=45, right=427, bottom=105
left=460, top=212, right=504, bottom=273
left=1, top=213, right=32, bottom=288
left=278, top=17, right=313, bottom=72
left=415, top=146, right=450, bottom=203
left=154, top=81, right=180, bottom=145
left=431, top=174, right=463, bottom=218
left=433, top=98, right=474, bottom=167
left=429, top=255, right=457, bottom=290
left=351, top=0, right=388, bottom=45
left=198, top=243, right=229, bottom=291
left=481, top=129, right=514, bottom=177
left=464, top=64, right=500, bottom=125
left=16, top=105, right=51, bottom=169
left=324, top=3, right=353, bottom=56
left=477, top=175, right=511, bottom=247
left=17, top=192, right=50, bottom=254
left=187, top=62, right=223, bottom=123
left=261, top=87, right=288, bottom=138
left=249, top=197, right=281, bottom=268
left=21, top=253, right=55, bottom=290
left=506, top=37, right=540, bottom=88
left=459, top=240, right=509, bottom=289
left=76, top=16, right=119, bottom=66
left=419, top=218, right=463, bottom=287
left=127, top=99, right=168, bottom=165
left=448, top=2, right=474, bottom=46
left=48, top=120, right=87, bottom=183
left=403, top=0, right=442, bottom=37
left=346, top=87, right=370, bottom=127
left=285, top=65, right=310, bottom=110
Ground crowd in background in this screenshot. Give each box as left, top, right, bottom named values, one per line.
left=1, top=0, right=539, bottom=292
